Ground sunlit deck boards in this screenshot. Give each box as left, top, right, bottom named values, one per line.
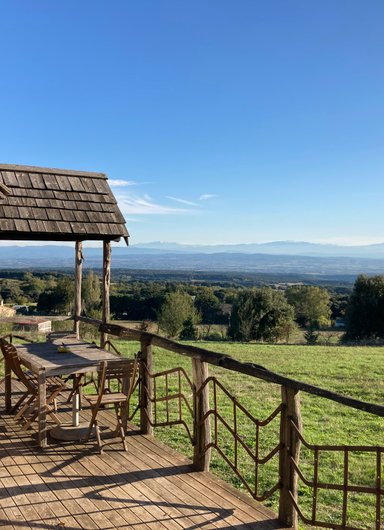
left=0, top=385, right=282, bottom=530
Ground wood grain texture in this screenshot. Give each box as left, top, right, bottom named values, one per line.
left=0, top=381, right=282, bottom=530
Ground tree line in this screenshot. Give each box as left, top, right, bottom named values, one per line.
left=0, top=270, right=381, bottom=342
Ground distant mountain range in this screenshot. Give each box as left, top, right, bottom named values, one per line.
left=1, top=241, right=384, bottom=276
left=131, top=241, right=384, bottom=258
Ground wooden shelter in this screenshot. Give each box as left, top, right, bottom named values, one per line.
left=0, top=163, right=129, bottom=344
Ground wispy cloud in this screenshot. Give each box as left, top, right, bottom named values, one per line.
left=166, top=195, right=199, bottom=207
left=199, top=194, right=218, bottom=201
left=109, top=179, right=138, bottom=187
left=116, top=192, right=193, bottom=215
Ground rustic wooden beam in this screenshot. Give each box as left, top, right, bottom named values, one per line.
left=101, top=241, right=111, bottom=348
left=279, top=387, right=302, bottom=528
left=140, top=336, right=154, bottom=435
left=192, top=358, right=211, bottom=471
left=73, top=241, right=83, bottom=338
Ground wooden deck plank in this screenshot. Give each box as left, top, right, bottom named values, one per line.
left=93, top=406, right=278, bottom=525
left=88, top=445, right=219, bottom=530
left=91, top=409, right=252, bottom=529
left=0, top=390, right=283, bottom=530
left=108, top=440, right=246, bottom=529
left=0, top=507, right=18, bottom=530
left=2, top=411, right=158, bottom=530
left=128, top=430, right=280, bottom=528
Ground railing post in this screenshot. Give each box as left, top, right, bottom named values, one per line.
left=279, top=386, right=302, bottom=529
left=101, top=240, right=111, bottom=348
left=140, top=336, right=153, bottom=435
left=73, top=240, right=83, bottom=339
left=4, top=353, right=12, bottom=413
left=192, top=357, right=211, bottom=472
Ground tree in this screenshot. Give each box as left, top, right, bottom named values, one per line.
left=82, top=270, right=101, bottom=317
left=21, top=272, right=45, bottom=302
left=330, top=291, right=349, bottom=321
left=304, top=327, right=320, bottom=345
left=157, top=290, right=199, bottom=338
left=179, top=316, right=198, bottom=340
left=37, top=276, right=73, bottom=314
left=228, top=287, right=295, bottom=342
left=194, top=288, right=223, bottom=324
left=344, top=275, right=384, bottom=340
left=0, top=279, right=25, bottom=304
left=285, top=285, right=331, bottom=328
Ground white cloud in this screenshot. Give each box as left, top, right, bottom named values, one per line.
left=166, top=195, right=199, bottom=207
left=109, top=179, right=138, bottom=187
left=199, top=194, right=218, bottom=201
left=117, top=192, right=193, bottom=215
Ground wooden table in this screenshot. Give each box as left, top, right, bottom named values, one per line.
left=8, top=334, right=119, bottom=447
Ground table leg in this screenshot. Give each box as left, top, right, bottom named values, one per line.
left=37, top=369, right=47, bottom=448
left=121, top=376, right=128, bottom=432
left=4, top=356, right=12, bottom=413
left=72, top=391, right=80, bottom=427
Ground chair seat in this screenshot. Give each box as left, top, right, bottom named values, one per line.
left=85, top=392, right=127, bottom=405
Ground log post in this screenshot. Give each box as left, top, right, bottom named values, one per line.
left=101, top=240, right=111, bottom=348
left=140, top=336, right=153, bottom=435
left=279, top=386, right=302, bottom=529
left=192, top=357, right=211, bottom=472
left=4, top=354, right=12, bottom=413
left=73, top=240, right=83, bottom=338
left=37, top=368, right=47, bottom=448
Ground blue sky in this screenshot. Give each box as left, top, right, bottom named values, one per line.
left=1, top=0, right=384, bottom=246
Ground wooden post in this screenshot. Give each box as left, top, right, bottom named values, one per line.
left=4, top=355, right=12, bottom=413
left=37, top=368, right=47, bottom=448
left=73, top=240, right=83, bottom=338
left=101, top=240, right=111, bottom=348
left=140, top=336, right=153, bottom=435
left=192, top=357, right=211, bottom=472
left=279, top=386, right=302, bottom=529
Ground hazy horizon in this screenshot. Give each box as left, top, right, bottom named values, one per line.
left=1, top=239, right=384, bottom=249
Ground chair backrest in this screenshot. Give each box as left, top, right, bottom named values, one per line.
left=0, top=338, right=36, bottom=392
left=96, top=357, right=138, bottom=406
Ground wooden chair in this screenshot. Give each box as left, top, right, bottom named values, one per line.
left=0, top=334, right=34, bottom=410
left=0, top=338, right=66, bottom=429
left=83, top=357, right=138, bottom=453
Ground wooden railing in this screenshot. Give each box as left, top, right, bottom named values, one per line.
left=76, top=316, right=384, bottom=530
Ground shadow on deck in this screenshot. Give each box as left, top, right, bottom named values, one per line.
left=0, top=384, right=283, bottom=530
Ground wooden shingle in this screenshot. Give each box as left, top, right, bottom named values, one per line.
left=0, top=163, right=129, bottom=242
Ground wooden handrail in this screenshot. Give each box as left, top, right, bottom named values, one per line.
left=75, top=316, right=384, bottom=418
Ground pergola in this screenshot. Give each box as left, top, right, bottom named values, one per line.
left=0, top=163, right=129, bottom=345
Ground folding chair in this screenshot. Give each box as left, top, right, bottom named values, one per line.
left=83, top=357, right=138, bottom=453
left=0, top=334, right=34, bottom=411
left=0, top=338, right=67, bottom=429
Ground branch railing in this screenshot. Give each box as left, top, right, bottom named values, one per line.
left=76, top=316, right=384, bottom=530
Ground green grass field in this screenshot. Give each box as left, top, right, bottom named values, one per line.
left=114, top=339, right=384, bottom=530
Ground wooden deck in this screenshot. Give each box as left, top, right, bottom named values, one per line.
left=0, top=383, right=283, bottom=530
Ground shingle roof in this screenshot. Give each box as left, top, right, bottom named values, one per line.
left=0, top=164, right=129, bottom=242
